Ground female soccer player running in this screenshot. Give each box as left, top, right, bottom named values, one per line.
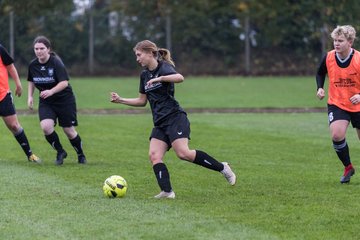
left=110, top=40, right=236, bottom=198
left=316, top=25, right=360, bottom=183
left=0, top=43, right=40, bottom=163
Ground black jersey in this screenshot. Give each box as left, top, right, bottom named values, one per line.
left=27, top=54, right=75, bottom=104
left=0, top=44, right=14, bottom=66
left=139, top=61, right=185, bottom=125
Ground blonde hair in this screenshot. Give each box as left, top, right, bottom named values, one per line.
left=331, top=25, right=356, bottom=42
left=133, top=40, right=175, bottom=66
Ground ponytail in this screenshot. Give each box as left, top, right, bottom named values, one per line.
left=158, top=48, right=175, bottom=67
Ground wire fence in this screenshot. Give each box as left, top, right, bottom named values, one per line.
left=0, top=8, right=321, bottom=76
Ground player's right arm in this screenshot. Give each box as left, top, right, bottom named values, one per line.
left=110, top=92, right=147, bottom=107
left=27, top=81, right=36, bottom=110
left=316, top=54, right=327, bottom=100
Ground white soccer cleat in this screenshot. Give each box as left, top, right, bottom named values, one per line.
left=221, top=162, right=236, bottom=186
left=154, top=191, right=176, bottom=199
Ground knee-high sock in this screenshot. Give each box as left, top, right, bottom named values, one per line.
left=70, top=134, right=84, bottom=156
left=153, top=163, right=172, bottom=192
left=333, top=139, right=351, bottom=167
left=14, top=128, right=32, bottom=157
left=192, top=150, right=224, bottom=171
left=45, top=131, right=64, bottom=152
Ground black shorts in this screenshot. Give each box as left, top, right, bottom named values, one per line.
left=0, top=92, right=16, bottom=117
left=39, top=101, right=78, bottom=127
left=150, top=112, right=191, bottom=149
left=328, top=104, right=360, bottom=128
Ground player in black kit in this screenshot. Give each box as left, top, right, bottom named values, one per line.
left=27, top=36, right=86, bottom=165
left=110, top=40, right=236, bottom=199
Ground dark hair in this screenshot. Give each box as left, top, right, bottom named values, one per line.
left=33, top=35, right=59, bottom=58
left=133, top=40, right=175, bottom=66
left=33, top=36, right=51, bottom=49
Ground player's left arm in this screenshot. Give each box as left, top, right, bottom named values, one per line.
left=40, top=56, right=70, bottom=99
left=350, top=92, right=360, bottom=105
left=147, top=73, right=184, bottom=86
left=39, top=80, right=68, bottom=99
left=6, top=63, right=22, bottom=97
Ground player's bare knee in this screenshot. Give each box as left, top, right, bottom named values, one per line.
left=63, top=127, right=77, bottom=139
left=331, top=133, right=345, bottom=142
left=149, top=151, right=161, bottom=163
left=42, top=127, right=53, bottom=135
left=175, top=150, right=191, bottom=161
left=8, top=123, right=21, bottom=134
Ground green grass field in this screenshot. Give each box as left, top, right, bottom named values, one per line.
left=1, top=77, right=359, bottom=239
left=12, top=76, right=325, bottom=110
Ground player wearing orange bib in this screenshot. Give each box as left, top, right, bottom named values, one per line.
left=0, top=43, right=40, bottom=163
left=326, top=49, right=360, bottom=112
left=316, top=25, right=360, bottom=183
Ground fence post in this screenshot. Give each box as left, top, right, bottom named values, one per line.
left=244, top=15, right=251, bottom=75
left=88, top=6, right=94, bottom=75
left=9, top=11, right=14, bottom=58
left=165, top=9, right=171, bottom=51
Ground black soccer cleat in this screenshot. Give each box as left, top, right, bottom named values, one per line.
left=78, top=154, right=87, bottom=164
left=340, top=165, right=355, bottom=184
left=55, top=150, right=67, bottom=165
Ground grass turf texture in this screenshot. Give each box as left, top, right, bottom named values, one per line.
left=2, top=77, right=357, bottom=239
left=1, top=113, right=359, bottom=239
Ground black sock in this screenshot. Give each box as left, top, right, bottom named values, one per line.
left=70, top=134, right=84, bottom=156
left=153, top=163, right=172, bottom=192
left=45, top=131, right=64, bottom=152
left=333, top=139, right=351, bottom=167
left=193, top=150, right=224, bottom=172
left=14, top=128, right=32, bottom=157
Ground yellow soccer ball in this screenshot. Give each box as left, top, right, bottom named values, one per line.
left=103, top=175, right=128, bottom=198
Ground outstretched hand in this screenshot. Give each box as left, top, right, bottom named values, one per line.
left=110, top=92, right=120, bottom=103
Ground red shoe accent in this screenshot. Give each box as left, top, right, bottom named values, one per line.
left=344, top=164, right=354, bottom=176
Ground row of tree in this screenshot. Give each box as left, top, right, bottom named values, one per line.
left=1, top=0, right=360, bottom=76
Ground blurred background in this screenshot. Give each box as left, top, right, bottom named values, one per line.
left=1, top=0, right=359, bottom=76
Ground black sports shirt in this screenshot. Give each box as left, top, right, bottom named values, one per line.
left=28, top=54, right=75, bottom=104
left=139, top=61, right=185, bottom=125
left=0, top=44, right=14, bottom=66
